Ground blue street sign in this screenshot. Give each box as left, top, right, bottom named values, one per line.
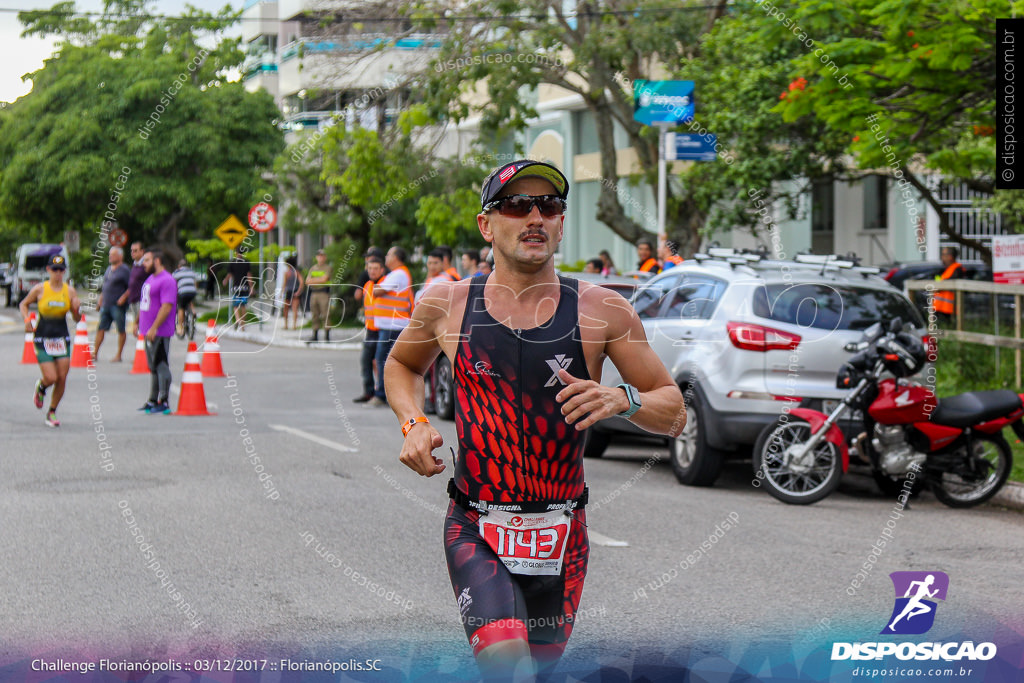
left=667, top=133, right=717, bottom=161
left=633, top=80, right=695, bottom=126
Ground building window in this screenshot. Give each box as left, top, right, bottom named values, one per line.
left=811, top=178, right=834, bottom=233
left=863, top=174, right=888, bottom=231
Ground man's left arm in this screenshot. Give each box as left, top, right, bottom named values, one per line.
left=556, top=293, right=684, bottom=437
left=147, top=303, right=173, bottom=341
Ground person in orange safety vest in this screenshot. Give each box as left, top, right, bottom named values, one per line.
left=933, top=246, right=964, bottom=320
left=636, top=238, right=661, bottom=276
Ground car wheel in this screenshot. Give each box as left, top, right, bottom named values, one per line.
left=583, top=429, right=611, bottom=458
left=669, top=393, right=724, bottom=486
left=434, top=355, right=455, bottom=420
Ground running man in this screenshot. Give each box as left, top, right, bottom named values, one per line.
left=888, top=574, right=939, bottom=631
left=385, top=160, right=685, bottom=680
left=223, top=255, right=254, bottom=331
left=19, top=253, right=82, bottom=427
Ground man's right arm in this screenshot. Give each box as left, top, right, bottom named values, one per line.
left=385, top=283, right=453, bottom=477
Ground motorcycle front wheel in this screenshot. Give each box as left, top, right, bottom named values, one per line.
left=929, top=433, right=1012, bottom=508
left=753, top=417, right=844, bottom=505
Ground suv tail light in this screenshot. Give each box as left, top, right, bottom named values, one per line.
left=884, top=267, right=897, bottom=281
left=726, top=322, right=801, bottom=352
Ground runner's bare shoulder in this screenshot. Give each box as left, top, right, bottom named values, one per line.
left=575, top=279, right=635, bottom=329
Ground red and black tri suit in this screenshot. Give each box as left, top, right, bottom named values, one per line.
left=444, top=274, right=590, bottom=660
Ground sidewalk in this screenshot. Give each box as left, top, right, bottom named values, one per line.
left=215, top=312, right=364, bottom=351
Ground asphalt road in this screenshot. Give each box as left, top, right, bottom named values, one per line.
left=1, top=326, right=1022, bottom=681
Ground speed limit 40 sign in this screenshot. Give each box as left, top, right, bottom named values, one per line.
left=248, top=203, right=277, bottom=233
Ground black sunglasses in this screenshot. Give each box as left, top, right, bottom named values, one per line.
left=484, top=194, right=567, bottom=218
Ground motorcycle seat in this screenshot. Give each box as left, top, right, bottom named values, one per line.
left=929, top=390, right=1022, bottom=428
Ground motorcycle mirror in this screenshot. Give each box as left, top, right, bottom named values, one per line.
left=863, top=321, right=883, bottom=341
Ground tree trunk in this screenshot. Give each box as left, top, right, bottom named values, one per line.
left=903, top=170, right=991, bottom=265
left=157, top=207, right=187, bottom=247
left=591, top=98, right=658, bottom=246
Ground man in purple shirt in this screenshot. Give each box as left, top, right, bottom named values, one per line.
left=138, top=247, right=178, bottom=415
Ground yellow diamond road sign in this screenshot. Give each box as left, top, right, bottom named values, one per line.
left=215, top=215, right=248, bottom=250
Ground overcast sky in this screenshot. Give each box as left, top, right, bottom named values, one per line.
left=0, top=0, right=240, bottom=103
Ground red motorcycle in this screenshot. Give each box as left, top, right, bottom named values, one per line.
left=753, top=319, right=1023, bottom=506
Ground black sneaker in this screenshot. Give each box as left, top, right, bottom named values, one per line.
left=138, top=401, right=157, bottom=412
left=147, top=401, right=171, bottom=415
left=353, top=394, right=373, bottom=403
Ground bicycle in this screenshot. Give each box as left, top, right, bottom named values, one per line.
left=176, top=306, right=196, bottom=341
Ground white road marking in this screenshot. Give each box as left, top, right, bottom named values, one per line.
left=588, top=529, right=629, bottom=547
left=269, top=424, right=359, bottom=453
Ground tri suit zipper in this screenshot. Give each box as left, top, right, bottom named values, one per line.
left=516, top=329, right=526, bottom=484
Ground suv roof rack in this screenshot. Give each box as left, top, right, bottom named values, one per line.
left=690, top=249, right=881, bottom=277
left=693, top=247, right=765, bottom=268
left=792, top=253, right=881, bottom=277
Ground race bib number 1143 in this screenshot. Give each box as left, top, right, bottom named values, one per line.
left=479, top=509, right=571, bottom=576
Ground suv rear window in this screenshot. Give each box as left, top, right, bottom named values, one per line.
left=753, top=283, right=925, bottom=330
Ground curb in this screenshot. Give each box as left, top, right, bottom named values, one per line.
left=991, top=481, right=1024, bottom=511
left=218, top=328, right=362, bottom=351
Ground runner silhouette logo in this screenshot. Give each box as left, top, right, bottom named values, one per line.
left=881, top=571, right=949, bottom=635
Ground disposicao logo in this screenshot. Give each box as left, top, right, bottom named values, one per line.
left=831, top=571, right=997, bottom=662
left=882, top=571, right=948, bottom=635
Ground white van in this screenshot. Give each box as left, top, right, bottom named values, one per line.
left=12, top=243, right=69, bottom=304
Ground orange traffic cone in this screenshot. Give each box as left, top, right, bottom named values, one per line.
left=201, top=320, right=226, bottom=377
left=20, top=313, right=37, bottom=364
left=176, top=341, right=213, bottom=416
left=131, top=335, right=150, bottom=374
left=70, top=316, right=94, bottom=368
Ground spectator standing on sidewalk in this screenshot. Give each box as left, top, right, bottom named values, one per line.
left=354, top=246, right=388, bottom=306
left=370, top=246, right=413, bottom=406
left=636, top=238, right=661, bottom=276
left=438, top=245, right=461, bottom=281
left=138, top=247, right=177, bottom=415
left=281, top=255, right=304, bottom=330
left=933, top=246, right=965, bottom=323
left=127, top=242, right=147, bottom=336
left=659, top=241, right=684, bottom=270
left=354, top=255, right=385, bottom=403
left=305, top=249, right=333, bottom=342
left=599, top=249, right=618, bottom=276
left=461, top=250, right=482, bottom=278
left=94, top=245, right=131, bottom=362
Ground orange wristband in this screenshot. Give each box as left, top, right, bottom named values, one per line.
left=401, top=416, right=430, bottom=437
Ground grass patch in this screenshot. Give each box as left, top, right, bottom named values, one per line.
left=933, top=320, right=1024, bottom=483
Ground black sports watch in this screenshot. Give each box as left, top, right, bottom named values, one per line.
left=616, top=383, right=642, bottom=418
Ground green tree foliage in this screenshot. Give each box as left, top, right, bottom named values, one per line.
left=278, top=110, right=489, bottom=257
left=410, top=0, right=729, bottom=255
left=679, top=0, right=852, bottom=242
left=0, top=0, right=283, bottom=251
left=774, top=0, right=1008, bottom=259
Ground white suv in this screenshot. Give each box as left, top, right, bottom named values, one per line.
left=588, top=249, right=930, bottom=486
